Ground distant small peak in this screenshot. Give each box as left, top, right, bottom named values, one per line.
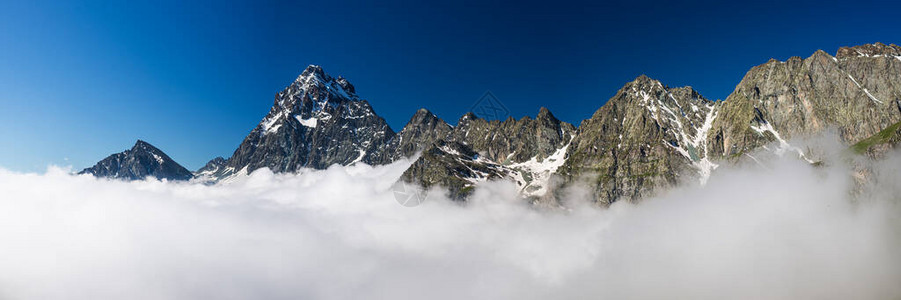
left=537, top=107, right=557, bottom=120
left=631, top=74, right=662, bottom=84
left=404, top=108, right=443, bottom=127
left=625, top=75, right=665, bottom=91
left=296, top=64, right=331, bottom=82
left=291, top=65, right=360, bottom=98
left=458, top=112, right=479, bottom=124
left=809, top=49, right=837, bottom=62
left=133, top=139, right=152, bottom=148
left=415, top=108, right=433, bottom=115
left=411, top=109, right=437, bottom=122
left=302, top=64, right=324, bottom=75
left=131, top=139, right=161, bottom=153
left=633, top=74, right=652, bottom=82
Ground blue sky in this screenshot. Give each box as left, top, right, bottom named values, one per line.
left=1, top=0, right=899, bottom=172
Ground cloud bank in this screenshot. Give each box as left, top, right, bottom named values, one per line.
left=0, top=145, right=899, bottom=299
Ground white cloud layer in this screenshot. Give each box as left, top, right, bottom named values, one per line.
left=1, top=144, right=900, bottom=299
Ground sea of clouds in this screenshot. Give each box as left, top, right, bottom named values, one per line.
left=1, top=139, right=900, bottom=300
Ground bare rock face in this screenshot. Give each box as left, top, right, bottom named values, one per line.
left=707, top=44, right=901, bottom=160
left=371, top=108, right=454, bottom=163
left=221, top=65, right=395, bottom=176
left=557, top=75, right=718, bottom=204
left=400, top=140, right=509, bottom=199
left=79, top=140, right=193, bottom=181
left=448, top=108, right=576, bottom=163
left=398, top=108, right=577, bottom=201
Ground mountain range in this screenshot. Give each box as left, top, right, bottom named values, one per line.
left=80, top=43, right=901, bottom=204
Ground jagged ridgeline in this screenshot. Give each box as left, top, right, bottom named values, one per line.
left=81, top=43, right=901, bottom=205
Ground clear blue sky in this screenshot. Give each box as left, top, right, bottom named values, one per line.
left=1, top=0, right=899, bottom=172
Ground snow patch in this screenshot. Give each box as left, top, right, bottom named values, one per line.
left=846, top=74, right=884, bottom=104
left=663, top=103, right=719, bottom=185
left=439, top=145, right=461, bottom=156
left=295, top=115, right=318, bottom=128
left=261, top=109, right=288, bottom=135
left=509, top=138, right=572, bottom=197
left=636, top=87, right=720, bottom=184
left=351, top=149, right=366, bottom=164
left=750, top=121, right=814, bottom=163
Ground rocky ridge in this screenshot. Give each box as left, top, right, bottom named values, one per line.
left=556, top=75, right=718, bottom=204
left=80, top=43, right=901, bottom=205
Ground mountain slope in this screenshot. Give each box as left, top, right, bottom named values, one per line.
left=708, top=43, right=901, bottom=159
left=79, top=140, right=193, bottom=181
left=556, top=75, right=718, bottom=204
left=372, top=108, right=454, bottom=163
left=221, top=65, right=395, bottom=177
left=400, top=108, right=576, bottom=200
left=851, top=120, right=901, bottom=155
left=400, top=140, right=509, bottom=199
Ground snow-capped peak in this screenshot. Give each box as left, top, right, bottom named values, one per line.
left=289, top=65, right=359, bottom=103
left=260, top=65, right=364, bottom=135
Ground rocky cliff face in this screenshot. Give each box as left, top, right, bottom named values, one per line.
left=400, top=108, right=576, bottom=200
left=556, top=75, right=718, bottom=204
left=708, top=44, right=901, bottom=160
left=79, top=140, right=193, bottom=181
left=554, top=43, right=901, bottom=205
left=221, top=65, right=395, bottom=176
left=372, top=108, right=454, bottom=163
left=400, top=140, right=509, bottom=199
left=448, top=108, right=576, bottom=163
